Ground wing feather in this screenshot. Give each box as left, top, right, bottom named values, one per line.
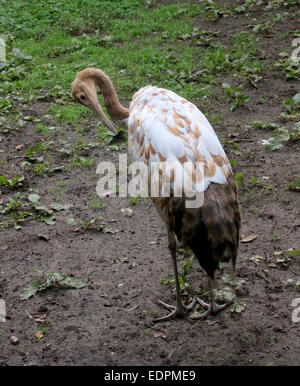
left=128, top=86, right=231, bottom=195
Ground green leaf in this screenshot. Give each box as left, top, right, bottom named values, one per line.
left=66, top=277, right=86, bottom=289
left=8, top=175, right=24, bottom=187
left=20, top=280, right=39, bottom=300
left=44, top=216, right=56, bottom=225
left=0, top=175, right=8, bottom=186
left=222, top=273, right=232, bottom=284
left=229, top=159, right=238, bottom=168
left=50, top=202, right=71, bottom=211
left=292, top=93, right=300, bottom=105
left=230, top=302, right=246, bottom=313
left=66, top=217, right=77, bottom=225
left=222, top=82, right=232, bottom=95
left=283, top=98, right=292, bottom=111
left=265, top=127, right=291, bottom=151
left=28, top=193, right=40, bottom=204
left=20, top=270, right=86, bottom=300
left=216, top=287, right=236, bottom=302
left=52, top=272, right=86, bottom=289
left=252, top=121, right=279, bottom=130
left=289, top=178, right=300, bottom=191
left=235, top=172, right=244, bottom=187
left=287, top=249, right=300, bottom=257
left=35, top=205, right=53, bottom=214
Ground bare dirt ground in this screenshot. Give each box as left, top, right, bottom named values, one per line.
left=1, top=1, right=300, bottom=365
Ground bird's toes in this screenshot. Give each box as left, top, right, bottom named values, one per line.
left=156, top=299, right=176, bottom=311
left=188, top=306, right=212, bottom=320
left=211, top=301, right=232, bottom=314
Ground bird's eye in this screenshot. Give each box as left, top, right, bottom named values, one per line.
left=80, top=95, right=86, bottom=101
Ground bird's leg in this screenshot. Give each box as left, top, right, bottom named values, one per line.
left=154, top=231, right=189, bottom=322
left=230, top=260, right=237, bottom=291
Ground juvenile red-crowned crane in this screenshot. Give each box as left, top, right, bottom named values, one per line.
left=71, top=68, right=241, bottom=322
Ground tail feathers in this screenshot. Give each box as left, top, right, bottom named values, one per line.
left=207, top=177, right=240, bottom=263
left=163, top=176, right=241, bottom=279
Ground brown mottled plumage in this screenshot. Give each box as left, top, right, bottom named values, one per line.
left=154, top=175, right=240, bottom=277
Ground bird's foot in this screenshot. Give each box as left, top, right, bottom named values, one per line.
left=189, top=300, right=232, bottom=320
left=153, top=296, right=209, bottom=322
left=153, top=300, right=189, bottom=322
left=153, top=296, right=232, bottom=322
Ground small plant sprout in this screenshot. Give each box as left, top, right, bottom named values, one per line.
left=222, top=83, right=250, bottom=111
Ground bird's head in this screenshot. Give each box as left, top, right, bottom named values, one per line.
left=71, top=68, right=118, bottom=135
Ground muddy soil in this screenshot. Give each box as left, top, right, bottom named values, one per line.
left=0, top=1, right=299, bottom=365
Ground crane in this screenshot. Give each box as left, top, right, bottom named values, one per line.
left=71, top=68, right=241, bottom=322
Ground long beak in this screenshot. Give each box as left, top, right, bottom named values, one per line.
left=92, top=103, right=118, bottom=136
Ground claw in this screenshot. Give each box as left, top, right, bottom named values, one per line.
left=211, top=301, right=232, bottom=314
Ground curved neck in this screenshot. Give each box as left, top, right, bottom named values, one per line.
left=92, top=69, right=129, bottom=123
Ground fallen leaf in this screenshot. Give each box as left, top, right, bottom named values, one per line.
left=249, top=255, right=264, bottom=264
left=15, top=144, right=23, bottom=151
left=241, top=235, right=257, bottom=243
left=37, top=234, right=49, bottom=241
left=103, top=228, right=118, bottom=234
left=34, top=330, right=44, bottom=340
left=269, top=263, right=277, bottom=268
left=152, top=329, right=167, bottom=340
left=121, top=208, right=133, bottom=217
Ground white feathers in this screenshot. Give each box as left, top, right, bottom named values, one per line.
left=128, top=86, right=232, bottom=195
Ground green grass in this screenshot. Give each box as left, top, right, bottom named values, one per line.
left=47, top=104, right=89, bottom=125
left=89, top=195, right=105, bottom=211
left=0, top=0, right=265, bottom=110
left=0, top=0, right=298, bottom=156
left=35, top=122, right=50, bottom=137
left=0, top=1, right=204, bottom=99
left=71, top=155, right=95, bottom=170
